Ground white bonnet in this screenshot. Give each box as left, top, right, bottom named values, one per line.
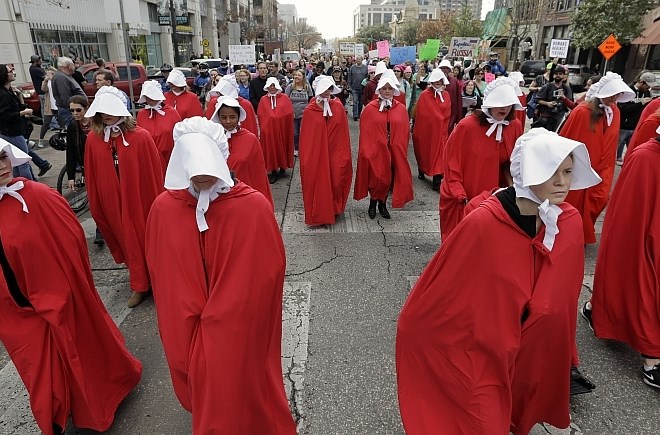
left=427, top=68, right=449, bottom=85
left=593, top=72, right=635, bottom=103
left=376, top=73, right=401, bottom=96
left=86, top=86, right=131, bottom=117
left=263, top=77, right=282, bottom=92
left=211, top=96, right=247, bottom=123
left=166, top=69, right=187, bottom=87
left=0, top=139, right=31, bottom=167
left=482, top=77, right=523, bottom=110
left=138, top=80, right=166, bottom=103
left=313, top=75, right=341, bottom=96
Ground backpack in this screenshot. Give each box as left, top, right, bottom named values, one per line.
left=526, top=92, right=538, bottom=119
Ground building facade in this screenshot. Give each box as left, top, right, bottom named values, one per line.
left=278, top=4, right=298, bottom=26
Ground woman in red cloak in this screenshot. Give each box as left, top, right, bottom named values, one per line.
left=164, top=69, right=203, bottom=120
left=84, top=86, right=164, bottom=308
left=560, top=72, right=635, bottom=244
left=136, top=80, right=181, bottom=174
left=204, top=75, right=259, bottom=136
left=0, top=140, right=142, bottom=435
left=412, top=68, right=451, bottom=191
left=354, top=73, right=413, bottom=219
left=397, top=128, right=601, bottom=435
left=439, top=77, right=523, bottom=238
left=145, top=117, right=296, bottom=434
left=299, top=75, right=353, bottom=226
left=509, top=71, right=528, bottom=127
left=627, top=108, right=660, bottom=154
left=211, top=96, right=273, bottom=206
left=582, top=135, right=660, bottom=389
left=258, top=77, right=295, bottom=184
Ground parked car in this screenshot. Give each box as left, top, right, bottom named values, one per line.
left=567, top=65, right=592, bottom=93
left=181, top=58, right=225, bottom=69
left=520, top=60, right=546, bottom=86
left=19, top=62, right=148, bottom=116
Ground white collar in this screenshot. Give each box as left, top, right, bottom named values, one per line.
left=225, top=127, right=238, bottom=139
left=484, top=113, right=509, bottom=141
left=513, top=185, right=563, bottom=251
left=600, top=103, right=614, bottom=126
left=379, top=98, right=393, bottom=112
left=103, top=119, right=129, bottom=146
left=187, top=179, right=231, bottom=232
left=316, top=96, right=333, bottom=117
left=0, top=181, right=28, bottom=213
left=433, top=87, right=445, bottom=102
left=147, top=102, right=165, bottom=118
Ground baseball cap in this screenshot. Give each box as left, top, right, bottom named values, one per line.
left=639, top=72, right=657, bottom=84
left=29, top=55, right=40, bottom=63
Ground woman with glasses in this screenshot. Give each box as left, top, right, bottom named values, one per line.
left=473, top=67, right=487, bottom=97
left=393, top=66, right=412, bottom=112
left=285, top=70, right=313, bottom=157
left=237, top=69, right=251, bottom=100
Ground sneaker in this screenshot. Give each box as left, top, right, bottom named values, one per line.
left=38, top=163, right=52, bottom=177
left=37, top=140, right=45, bottom=148
left=28, top=140, right=36, bottom=149
left=580, top=301, right=594, bottom=332
left=643, top=364, right=660, bottom=389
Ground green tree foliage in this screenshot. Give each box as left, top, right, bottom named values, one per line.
left=356, top=25, right=393, bottom=45
left=453, top=3, right=483, bottom=38
left=571, top=0, right=657, bottom=48
left=398, top=20, right=421, bottom=46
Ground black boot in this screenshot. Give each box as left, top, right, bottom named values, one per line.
left=431, top=174, right=443, bottom=191
left=268, top=170, right=277, bottom=184
left=378, top=200, right=391, bottom=219
left=94, top=227, right=105, bottom=246
left=418, top=169, right=425, bottom=180
left=368, top=200, right=377, bottom=219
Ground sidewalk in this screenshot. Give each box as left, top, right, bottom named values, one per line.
left=27, top=127, right=67, bottom=190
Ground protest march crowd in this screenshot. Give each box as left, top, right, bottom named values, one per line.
left=0, top=44, right=659, bottom=434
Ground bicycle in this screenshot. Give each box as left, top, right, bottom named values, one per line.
left=56, top=165, right=89, bottom=214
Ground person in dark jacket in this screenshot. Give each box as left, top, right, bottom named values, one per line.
left=248, top=62, right=269, bottom=112
left=616, top=71, right=655, bottom=164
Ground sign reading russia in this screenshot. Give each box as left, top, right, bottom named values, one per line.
left=448, top=37, right=479, bottom=57
left=598, top=34, right=622, bottom=60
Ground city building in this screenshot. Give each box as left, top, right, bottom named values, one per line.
left=278, top=4, right=298, bottom=26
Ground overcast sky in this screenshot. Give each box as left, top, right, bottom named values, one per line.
left=284, top=0, right=495, bottom=40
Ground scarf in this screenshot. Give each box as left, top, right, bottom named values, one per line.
left=379, top=98, right=393, bottom=112
left=103, top=119, right=129, bottom=146
left=599, top=103, right=613, bottom=126
left=0, top=181, right=28, bottom=213
left=187, top=179, right=231, bottom=232
left=147, top=102, right=165, bottom=118
left=316, top=97, right=333, bottom=117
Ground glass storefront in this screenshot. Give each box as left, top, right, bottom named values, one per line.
left=130, top=34, right=163, bottom=69
left=31, top=29, right=109, bottom=67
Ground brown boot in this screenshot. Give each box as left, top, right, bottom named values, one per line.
left=127, top=290, right=149, bottom=308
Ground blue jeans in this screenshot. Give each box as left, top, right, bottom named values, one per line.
left=616, top=129, right=634, bottom=160
left=0, top=134, right=35, bottom=180
left=352, top=89, right=363, bottom=119
left=58, top=107, right=74, bottom=129
left=293, top=118, right=302, bottom=150
left=28, top=148, right=50, bottom=170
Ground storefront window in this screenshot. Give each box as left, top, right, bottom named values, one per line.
left=130, top=34, right=163, bottom=69
left=31, top=28, right=108, bottom=67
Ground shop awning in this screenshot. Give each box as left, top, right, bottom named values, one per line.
left=482, top=8, right=510, bottom=40
left=633, top=18, right=660, bottom=45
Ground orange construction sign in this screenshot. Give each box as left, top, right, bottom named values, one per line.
left=598, top=34, right=622, bottom=60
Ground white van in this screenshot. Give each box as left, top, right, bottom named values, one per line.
left=282, top=51, right=301, bottom=63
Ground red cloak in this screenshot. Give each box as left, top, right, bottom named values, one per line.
left=354, top=99, right=414, bottom=207
left=362, top=77, right=378, bottom=107
left=371, top=90, right=406, bottom=106
left=446, top=76, right=463, bottom=133
left=85, top=127, right=164, bottom=292
left=227, top=128, right=273, bottom=207
left=514, top=95, right=527, bottom=127
left=412, top=87, right=451, bottom=176
left=299, top=98, right=353, bottom=226
left=397, top=196, right=584, bottom=435
left=439, top=114, right=522, bottom=238
left=0, top=180, right=141, bottom=435
left=164, top=90, right=203, bottom=120
left=136, top=104, right=181, bottom=174
left=639, top=98, right=660, bottom=124
left=562, top=103, right=619, bottom=244
left=628, top=112, right=660, bottom=154
left=592, top=139, right=660, bottom=356
left=257, top=93, right=295, bottom=172
left=145, top=182, right=296, bottom=435
left=206, top=95, right=259, bottom=137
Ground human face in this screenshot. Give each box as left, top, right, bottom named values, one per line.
left=95, top=75, right=111, bottom=89
left=266, top=83, right=278, bottom=94
left=600, top=93, right=622, bottom=106
left=418, top=64, right=426, bottom=74
left=257, top=63, right=268, bottom=78
left=210, top=70, right=219, bottom=80
left=490, top=105, right=512, bottom=121
left=431, top=80, right=444, bottom=90
left=191, top=175, right=219, bottom=191
left=293, top=71, right=303, bottom=84
left=319, top=88, right=332, bottom=99
left=585, top=79, right=592, bottom=90
left=268, top=63, right=278, bottom=74
left=239, top=71, right=249, bottom=83
left=529, top=154, right=573, bottom=205
left=217, top=106, right=239, bottom=131
left=69, top=103, right=86, bottom=121
left=379, top=83, right=395, bottom=100
left=316, top=65, right=324, bottom=74
left=101, top=114, right=121, bottom=125
left=170, top=85, right=185, bottom=93
left=638, top=80, right=651, bottom=93
left=143, top=96, right=161, bottom=107
left=212, top=75, right=221, bottom=86
left=0, top=150, right=12, bottom=186
left=6, top=66, right=16, bottom=83
left=464, top=82, right=475, bottom=93
left=404, top=71, right=412, bottom=80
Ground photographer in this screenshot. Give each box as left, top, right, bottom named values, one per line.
left=533, top=65, right=573, bottom=132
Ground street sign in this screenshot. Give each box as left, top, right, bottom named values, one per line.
left=549, top=39, right=570, bottom=58
left=202, top=38, right=209, bottom=47
left=598, top=34, right=622, bottom=60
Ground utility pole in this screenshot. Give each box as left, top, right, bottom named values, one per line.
left=170, top=0, right=179, bottom=66
left=119, top=0, right=136, bottom=116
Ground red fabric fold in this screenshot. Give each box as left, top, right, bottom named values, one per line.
left=165, top=90, right=203, bottom=120
left=227, top=128, right=273, bottom=207
left=412, top=87, right=451, bottom=176
left=206, top=95, right=259, bottom=137
left=257, top=93, right=295, bottom=172
left=136, top=104, right=181, bottom=174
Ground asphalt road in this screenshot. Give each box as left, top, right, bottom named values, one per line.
left=0, top=112, right=658, bottom=435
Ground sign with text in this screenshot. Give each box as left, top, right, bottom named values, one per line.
left=368, top=49, right=378, bottom=60
left=389, top=46, right=417, bottom=65
left=354, top=43, right=365, bottom=57
left=377, top=40, right=390, bottom=59
left=448, top=37, right=480, bottom=58
left=157, top=0, right=188, bottom=25
left=228, top=45, right=256, bottom=65
left=549, top=39, right=570, bottom=59
left=339, top=42, right=355, bottom=56
left=598, top=34, right=622, bottom=60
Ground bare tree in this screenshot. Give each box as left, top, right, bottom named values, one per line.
left=286, top=21, right=323, bottom=51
